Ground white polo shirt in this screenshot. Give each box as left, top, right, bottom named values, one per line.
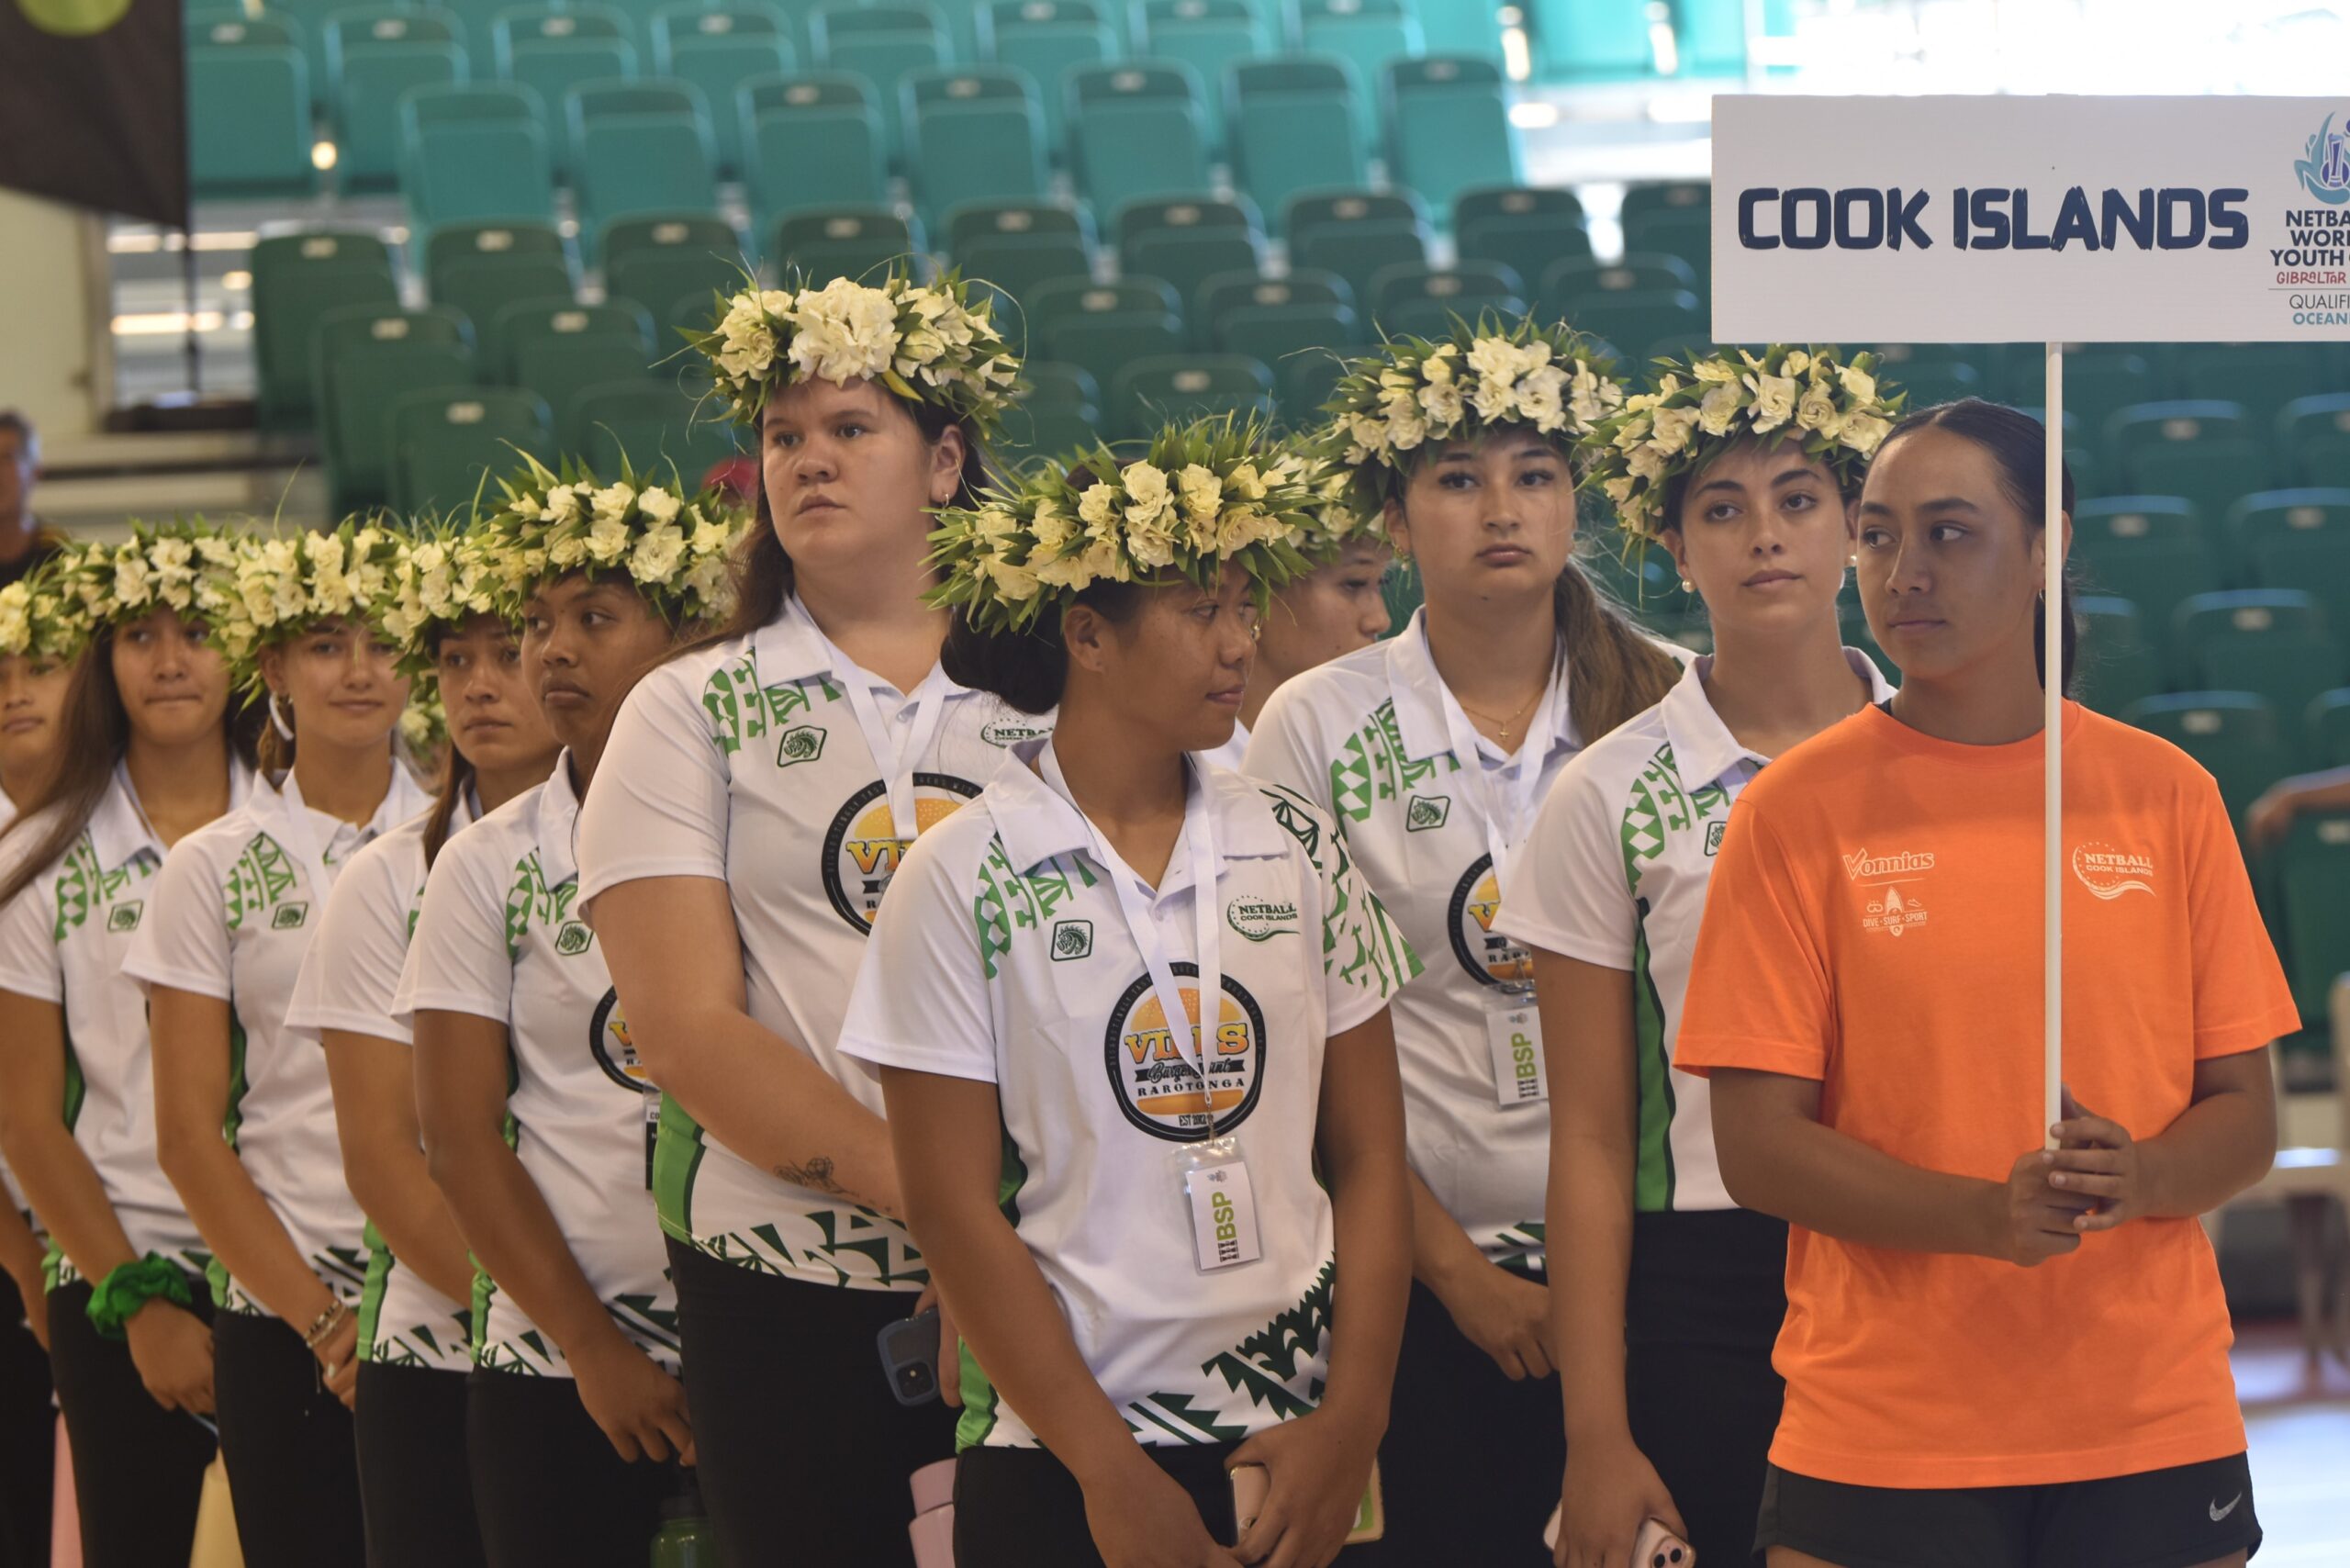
left=839, top=742, right=1418, bottom=1450
left=283, top=801, right=476, bottom=1372
left=1494, top=650, right=1894, bottom=1212
left=1243, top=610, right=1612, bottom=1271
left=0, top=797, right=21, bottom=1217
left=576, top=595, right=1052, bottom=1292
left=394, top=757, right=680, bottom=1375
left=1200, top=722, right=1249, bottom=773
left=127, top=764, right=431, bottom=1314
left=0, top=764, right=252, bottom=1286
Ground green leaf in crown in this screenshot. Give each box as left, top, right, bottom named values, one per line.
left=479, top=450, right=749, bottom=631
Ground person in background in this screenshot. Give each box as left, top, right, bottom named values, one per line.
left=1244, top=317, right=1681, bottom=1563
left=2247, top=765, right=2350, bottom=848
left=0, top=414, right=67, bottom=589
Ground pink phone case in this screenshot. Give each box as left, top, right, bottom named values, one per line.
left=1540, top=1506, right=1695, bottom=1566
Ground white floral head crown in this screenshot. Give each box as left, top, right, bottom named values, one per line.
left=479, top=453, right=749, bottom=627
left=214, top=521, right=410, bottom=689
left=381, top=518, right=509, bottom=678
left=53, top=522, right=243, bottom=644
left=927, top=415, right=1321, bottom=633
left=1289, top=440, right=1390, bottom=556
left=1317, top=314, right=1626, bottom=506
left=0, top=557, right=93, bottom=665
left=685, top=267, right=1023, bottom=441
left=1583, top=345, right=1905, bottom=540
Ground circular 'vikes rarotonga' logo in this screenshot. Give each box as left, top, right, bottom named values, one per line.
left=1102, top=964, right=1267, bottom=1142
left=820, top=772, right=981, bottom=933
left=1447, top=853, right=1531, bottom=988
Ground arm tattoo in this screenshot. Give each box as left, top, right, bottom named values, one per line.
left=776, top=1155, right=846, bottom=1195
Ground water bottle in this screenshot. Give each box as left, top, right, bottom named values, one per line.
left=650, top=1471, right=715, bottom=1568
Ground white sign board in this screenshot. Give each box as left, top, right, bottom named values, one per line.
left=1711, top=95, right=2350, bottom=344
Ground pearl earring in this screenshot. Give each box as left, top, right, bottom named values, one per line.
left=1678, top=577, right=1694, bottom=592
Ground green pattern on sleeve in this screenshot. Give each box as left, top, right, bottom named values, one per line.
left=502, top=849, right=576, bottom=961
left=1327, top=699, right=1450, bottom=832
left=699, top=655, right=839, bottom=757
left=1258, top=785, right=1419, bottom=1002
left=222, top=834, right=300, bottom=930
left=972, top=836, right=1098, bottom=979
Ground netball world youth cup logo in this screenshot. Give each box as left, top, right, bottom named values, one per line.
left=2298, top=111, right=2350, bottom=204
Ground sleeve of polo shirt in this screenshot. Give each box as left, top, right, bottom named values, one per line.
left=2179, top=770, right=2302, bottom=1059
left=1300, top=803, right=1422, bottom=1038
left=391, top=828, right=516, bottom=1030
left=1239, top=682, right=1337, bottom=817
left=0, top=867, right=63, bottom=1004
left=1671, top=795, right=1832, bottom=1081
left=576, top=662, right=731, bottom=910
left=1492, top=751, right=1637, bottom=969
left=123, top=835, right=232, bottom=1001
left=285, top=844, right=414, bottom=1047
left=836, top=828, right=995, bottom=1084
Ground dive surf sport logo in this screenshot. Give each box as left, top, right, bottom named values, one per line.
left=2072, top=843, right=2156, bottom=900
left=1844, top=846, right=1934, bottom=938
left=1102, top=964, right=1267, bottom=1142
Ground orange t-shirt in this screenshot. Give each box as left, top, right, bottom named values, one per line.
left=1674, top=701, right=2300, bottom=1490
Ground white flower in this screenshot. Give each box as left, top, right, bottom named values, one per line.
left=590, top=483, right=635, bottom=527
left=1796, top=382, right=1842, bottom=434
left=1177, top=465, right=1223, bottom=528
left=586, top=515, right=632, bottom=566
left=1839, top=364, right=1878, bottom=404
left=1030, top=498, right=1075, bottom=554
left=1078, top=482, right=1120, bottom=533
left=638, top=487, right=681, bottom=525
left=1603, top=476, right=1636, bottom=504
left=683, top=553, right=734, bottom=614
left=1516, top=364, right=1568, bottom=433
left=113, top=554, right=152, bottom=609
left=1628, top=445, right=1667, bottom=483
left=1698, top=382, right=1744, bottom=436
left=1690, top=357, right=1740, bottom=385
left=631, top=523, right=687, bottom=585
left=549, top=532, right=588, bottom=568
left=1839, top=412, right=1893, bottom=455
left=543, top=486, right=583, bottom=525
left=1122, top=462, right=1173, bottom=527
left=1648, top=407, right=1701, bottom=455
left=690, top=515, right=734, bottom=557
left=1746, top=373, right=1798, bottom=432
left=1783, top=350, right=1811, bottom=376
left=980, top=554, right=1040, bottom=601
left=789, top=278, right=901, bottom=385
left=1418, top=378, right=1466, bottom=430
left=1125, top=511, right=1178, bottom=571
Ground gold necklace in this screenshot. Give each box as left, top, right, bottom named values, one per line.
left=1454, top=685, right=1543, bottom=745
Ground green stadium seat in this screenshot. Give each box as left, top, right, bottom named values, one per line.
left=1288, top=224, right=1425, bottom=329
left=423, top=219, right=570, bottom=295
left=1369, top=261, right=1522, bottom=340
left=977, top=0, right=1111, bottom=158
left=1566, top=288, right=1704, bottom=362
left=498, top=14, right=638, bottom=174
left=1297, top=0, right=1421, bottom=147
left=1022, top=361, right=1099, bottom=409
left=1206, top=292, right=1357, bottom=418
left=494, top=3, right=631, bottom=68
left=1123, top=221, right=1265, bottom=342
left=999, top=359, right=1102, bottom=460
left=332, top=37, right=467, bottom=191
left=1195, top=266, right=1352, bottom=337
left=2071, top=496, right=2219, bottom=679
left=1675, top=0, right=1795, bottom=76
left=2073, top=595, right=2165, bottom=717
left=433, top=252, right=576, bottom=367
left=2109, top=401, right=2273, bottom=530
left=1067, top=62, right=1211, bottom=208
left=1031, top=276, right=1184, bottom=404
left=1286, top=185, right=1424, bottom=238
left=2310, top=689, right=2350, bottom=767
left=313, top=304, right=476, bottom=512
left=2247, top=539, right=2350, bottom=669
left=1528, top=0, right=1654, bottom=78
left=1110, top=354, right=1274, bottom=440
left=903, top=68, right=1049, bottom=232
left=398, top=83, right=557, bottom=230
left=564, top=80, right=719, bottom=250
left=572, top=378, right=744, bottom=481
left=1458, top=186, right=1591, bottom=301
left=190, top=13, right=303, bottom=50
left=743, top=73, right=889, bottom=236
left=1870, top=343, right=1995, bottom=409
left=958, top=232, right=1096, bottom=333
left=2280, top=394, right=2350, bottom=488
left=323, top=8, right=461, bottom=96
left=654, top=6, right=795, bottom=176
left=1383, top=57, right=1516, bottom=225
left=2277, top=812, right=2350, bottom=1016
left=188, top=44, right=318, bottom=197
left=2123, top=692, right=2294, bottom=827
left=1418, top=0, right=1501, bottom=56
left=1619, top=182, right=1707, bottom=239
left=807, top=2, right=948, bottom=166
left=1134, top=0, right=1272, bottom=156
left=1456, top=184, right=1580, bottom=232
left=2173, top=590, right=2344, bottom=734
left=1228, top=57, right=1368, bottom=232
left=2229, top=487, right=2350, bottom=577
left=1630, top=207, right=1712, bottom=294
left=387, top=386, right=554, bottom=513
left=2179, top=343, right=2329, bottom=431
left=945, top=197, right=1094, bottom=257
left=2039, top=348, right=2152, bottom=441
left=252, top=232, right=400, bottom=430
left=772, top=207, right=923, bottom=283
left=603, top=213, right=752, bottom=349
left=1539, top=252, right=1696, bottom=319
left=498, top=300, right=659, bottom=446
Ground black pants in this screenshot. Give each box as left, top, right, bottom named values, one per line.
left=0, top=1270, right=51, bottom=1568
left=356, top=1360, right=486, bottom=1568
left=1625, top=1208, right=1789, bottom=1568
left=211, top=1308, right=365, bottom=1568
left=44, top=1276, right=215, bottom=1568
left=467, top=1367, right=673, bottom=1568
left=955, top=1441, right=1245, bottom=1567
left=666, top=1236, right=956, bottom=1568
left=1366, top=1274, right=1562, bottom=1566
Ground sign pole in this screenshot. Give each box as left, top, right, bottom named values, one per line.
left=2043, top=341, right=2065, bottom=1146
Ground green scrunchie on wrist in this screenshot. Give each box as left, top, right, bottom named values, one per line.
left=86, top=1253, right=194, bottom=1341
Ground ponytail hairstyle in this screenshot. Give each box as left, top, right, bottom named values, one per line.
left=1874, top=398, right=2078, bottom=694
left=940, top=581, right=1145, bottom=714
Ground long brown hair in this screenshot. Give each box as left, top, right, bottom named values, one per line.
left=0, top=625, right=262, bottom=911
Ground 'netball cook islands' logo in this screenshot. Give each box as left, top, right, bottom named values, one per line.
left=1103, top=964, right=1268, bottom=1142
left=2299, top=111, right=2350, bottom=205
left=1448, top=854, right=1531, bottom=988
left=820, top=772, right=981, bottom=933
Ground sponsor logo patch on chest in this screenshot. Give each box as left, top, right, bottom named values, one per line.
left=1225, top=897, right=1298, bottom=942
left=1842, top=846, right=1934, bottom=938
left=2072, top=842, right=2157, bottom=900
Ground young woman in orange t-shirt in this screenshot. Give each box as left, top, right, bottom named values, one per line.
left=1678, top=399, right=2296, bottom=1568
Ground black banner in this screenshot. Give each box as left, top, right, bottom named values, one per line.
left=0, top=0, right=185, bottom=228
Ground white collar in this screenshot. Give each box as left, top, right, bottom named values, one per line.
left=264, top=757, right=430, bottom=848
left=1384, top=608, right=1580, bottom=766
left=750, top=594, right=966, bottom=706
left=987, top=737, right=1289, bottom=883
left=89, top=755, right=254, bottom=873
left=1657, top=647, right=1897, bottom=790
left=532, top=752, right=585, bottom=890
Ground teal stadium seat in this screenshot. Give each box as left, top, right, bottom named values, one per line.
left=1417, top=0, right=1501, bottom=55
left=251, top=231, right=399, bottom=429
left=565, top=80, right=720, bottom=252
left=977, top=0, right=1112, bottom=161
left=1117, top=196, right=1263, bottom=341
left=2175, top=590, right=2345, bottom=735
left=2121, top=692, right=2293, bottom=827
left=903, top=68, right=1049, bottom=232
left=2280, top=394, right=2350, bottom=488
left=742, top=74, right=889, bottom=239
left=399, top=83, right=557, bottom=230
left=807, top=2, right=949, bottom=167
left=2071, top=496, right=2219, bottom=681
left=2235, top=490, right=2350, bottom=644
left=1200, top=270, right=1358, bottom=415
left=958, top=231, right=1096, bottom=333
left=1001, top=361, right=1102, bottom=460
left=1566, top=288, right=1704, bottom=362
left=423, top=219, right=571, bottom=297
left=498, top=300, right=659, bottom=447
left=324, top=10, right=467, bottom=186
left=2311, top=689, right=2350, bottom=767
left=1870, top=344, right=1997, bottom=411
left=1527, top=0, right=1655, bottom=79
left=1228, top=58, right=1369, bottom=237
left=189, top=43, right=318, bottom=196
left=653, top=5, right=795, bottom=176
left=946, top=197, right=1093, bottom=257
left=1456, top=186, right=1591, bottom=301
left=313, top=304, right=476, bottom=512
left=772, top=207, right=924, bottom=283
left=1384, top=57, right=1516, bottom=226
left=603, top=213, right=753, bottom=350
left=2278, top=812, right=2350, bottom=1016
left=1110, top=355, right=1274, bottom=440
left=1296, top=0, right=1421, bottom=149
left=190, top=13, right=302, bottom=51
left=387, top=386, right=554, bottom=513
left=1030, top=276, right=1185, bottom=405
left=2072, top=595, right=2165, bottom=717
left=1369, top=261, right=1522, bottom=341
left=496, top=7, right=638, bottom=174
left=1675, top=0, right=1795, bottom=76
left=1066, top=62, right=1212, bottom=209
left=572, top=380, right=744, bottom=482
left=1539, top=252, right=1696, bottom=321
left=1288, top=187, right=1429, bottom=314
left=2178, top=342, right=2330, bottom=431
left=2109, top=401, right=2273, bottom=532
left=1133, top=0, right=1273, bottom=157
left=432, top=251, right=576, bottom=368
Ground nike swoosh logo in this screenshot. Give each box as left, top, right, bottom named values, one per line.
left=2210, top=1495, right=2243, bottom=1522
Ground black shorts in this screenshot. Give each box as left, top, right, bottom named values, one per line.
left=1755, top=1452, right=2261, bottom=1568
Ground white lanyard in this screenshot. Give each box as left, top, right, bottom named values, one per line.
left=1037, top=743, right=1226, bottom=1134
left=819, top=634, right=950, bottom=842
left=272, top=771, right=357, bottom=898
left=1427, top=645, right=1568, bottom=902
